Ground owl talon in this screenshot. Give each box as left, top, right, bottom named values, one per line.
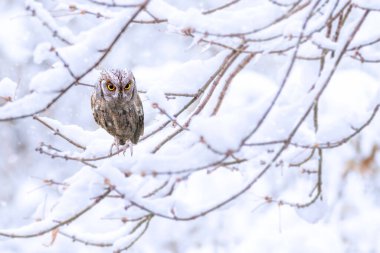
left=109, top=140, right=122, bottom=155
left=109, top=142, right=117, bottom=156
left=109, top=140, right=133, bottom=156
left=122, top=142, right=133, bottom=156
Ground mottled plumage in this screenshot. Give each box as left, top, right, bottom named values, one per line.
left=91, top=69, right=144, bottom=153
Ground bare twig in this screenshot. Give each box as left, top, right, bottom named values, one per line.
left=151, top=43, right=247, bottom=153
left=212, top=52, right=255, bottom=115
left=88, top=0, right=141, bottom=8
left=34, top=116, right=85, bottom=150
left=202, top=0, right=241, bottom=15
left=26, top=4, right=73, bottom=45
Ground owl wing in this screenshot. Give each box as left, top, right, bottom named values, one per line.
left=91, top=92, right=101, bottom=126
left=132, top=95, right=144, bottom=144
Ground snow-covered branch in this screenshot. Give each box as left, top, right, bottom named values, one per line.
left=1, top=0, right=380, bottom=252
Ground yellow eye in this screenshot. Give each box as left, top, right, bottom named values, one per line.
left=125, top=82, right=132, bottom=90
left=106, top=82, right=116, bottom=91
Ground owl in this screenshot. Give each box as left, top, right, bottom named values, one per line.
left=91, top=69, right=144, bottom=155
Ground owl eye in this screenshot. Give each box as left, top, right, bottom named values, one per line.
left=106, top=82, right=116, bottom=91
left=125, top=81, right=132, bottom=90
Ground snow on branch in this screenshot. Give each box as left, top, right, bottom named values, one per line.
left=1, top=0, right=380, bottom=251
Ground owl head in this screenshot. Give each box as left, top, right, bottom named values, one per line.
left=96, top=69, right=136, bottom=102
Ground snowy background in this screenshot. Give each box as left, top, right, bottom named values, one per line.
left=1, top=0, right=380, bottom=252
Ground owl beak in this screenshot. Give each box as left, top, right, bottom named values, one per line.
left=118, top=92, right=123, bottom=99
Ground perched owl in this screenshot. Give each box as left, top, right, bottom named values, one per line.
left=91, top=69, right=144, bottom=154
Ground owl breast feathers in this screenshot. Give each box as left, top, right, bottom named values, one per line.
left=91, top=69, right=144, bottom=145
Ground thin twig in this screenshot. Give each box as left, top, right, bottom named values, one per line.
left=212, top=52, right=255, bottom=115
left=202, top=0, right=240, bottom=15
left=0, top=188, right=112, bottom=238
left=34, top=116, right=85, bottom=150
